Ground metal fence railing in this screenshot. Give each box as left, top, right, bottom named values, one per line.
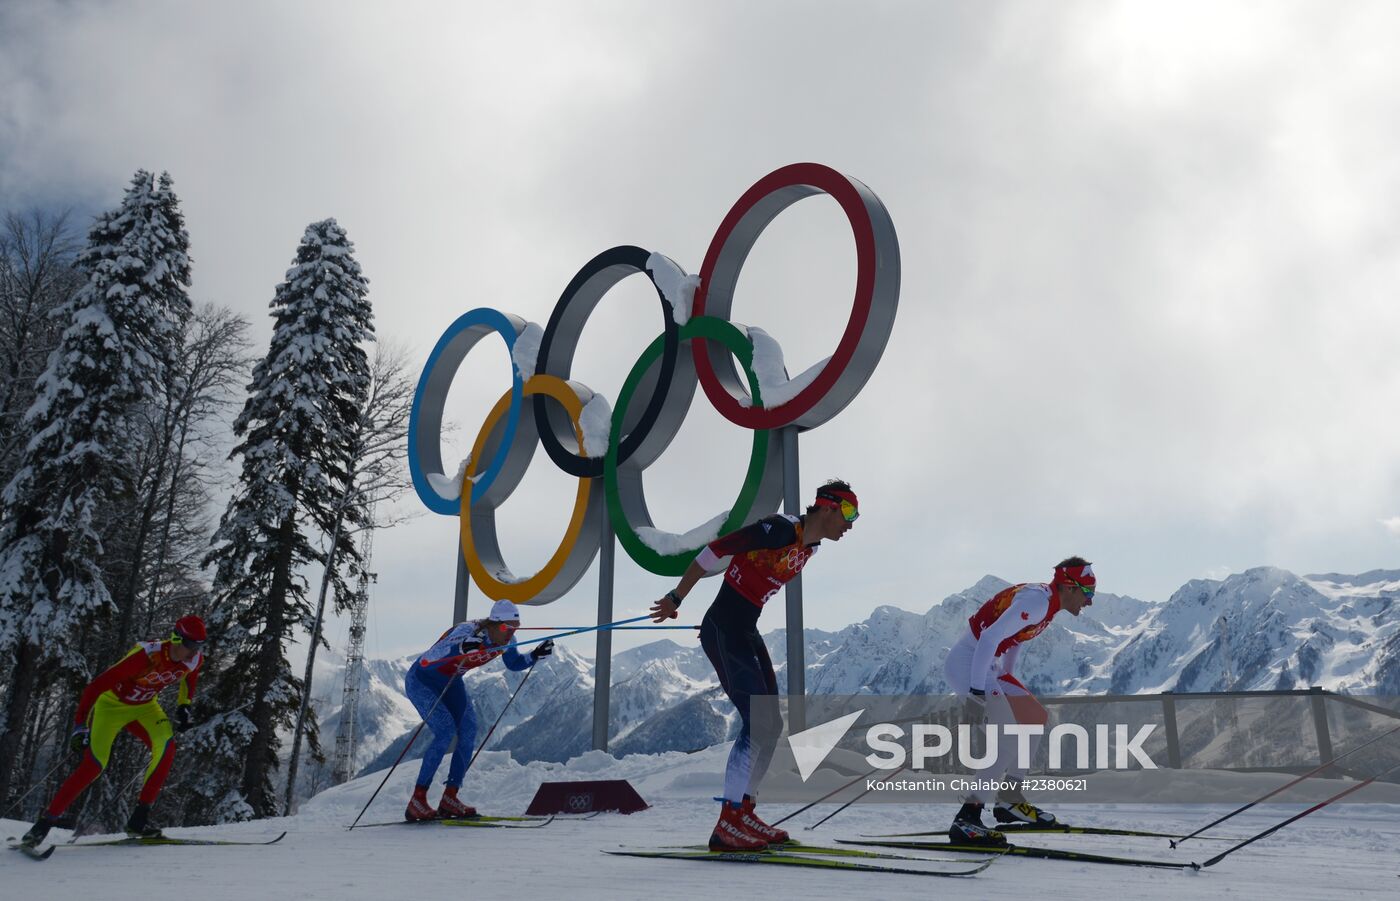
left=856, top=688, right=1400, bottom=782
left=1035, top=687, right=1400, bottom=780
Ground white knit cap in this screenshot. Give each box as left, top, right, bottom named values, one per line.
left=488, top=599, right=522, bottom=622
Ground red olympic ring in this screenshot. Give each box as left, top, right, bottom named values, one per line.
left=692, top=162, right=901, bottom=430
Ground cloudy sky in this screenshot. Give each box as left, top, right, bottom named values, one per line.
left=4, top=1, right=1398, bottom=661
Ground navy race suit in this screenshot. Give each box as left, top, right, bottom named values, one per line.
left=692, top=513, right=818, bottom=803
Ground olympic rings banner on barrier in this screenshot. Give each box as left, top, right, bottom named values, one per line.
left=407, top=163, right=901, bottom=605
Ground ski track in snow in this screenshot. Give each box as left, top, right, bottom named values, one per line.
left=4, top=744, right=1397, bottom=899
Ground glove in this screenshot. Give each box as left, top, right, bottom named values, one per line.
left=70, top=726, right=90, bottom=753
left=962, top=689, right=987, bottom=726
left=174, top=705, right=194, bottom=733
left=530, top=639, right=554, bottom=661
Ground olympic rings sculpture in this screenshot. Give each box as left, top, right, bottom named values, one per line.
left=408, top=163, right=900, bottom=604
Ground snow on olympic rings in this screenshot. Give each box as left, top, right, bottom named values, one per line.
left=407, top=163, right=900, bottom=602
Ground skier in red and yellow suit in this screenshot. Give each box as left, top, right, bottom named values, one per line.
left=21, top=615, right=206, bottom=847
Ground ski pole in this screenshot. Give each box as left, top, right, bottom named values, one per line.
left=1, top=756, right=70, bottom=820
left=1192, top=760, right=1400, bottom=869
left=483, top=614, right=656, bottom=653
left=347, top=671, right=459, bottom=830
left=771, top=762, right=888, bottom=828
left=418, top=614, right=662, bottom=671
left=1170, top=721, right=1400, bottom=848
left=181, top=699, right=256, bottom=738
left=513, top=625, right=700, bottom=631
left=67, top=766, right=146, bottom=844
left=464, top=667, right=533, bottom=775
left=806, top=765, right=909, bottom=830
left=415, top=614, right=659, bottom=673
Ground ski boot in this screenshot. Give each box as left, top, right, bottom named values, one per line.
left=994, top=800, right=1058, bottom=825
left=949, top=801, right=1008, bottom=846
left=405, top=785, right=436, bottom=821
left=20, top=816, right=55, bottom=848
left=436, top=785, right=478, bottom=819
left=994, top=782, right=1058, bottom=825
left=740, top=796, right=789, bottom=844
left=125, top=803, right=164, bottom=839
left=708, top=801, right=769, bottom=852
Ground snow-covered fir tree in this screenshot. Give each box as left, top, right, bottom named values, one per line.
left=106, top=173, right=200, bottom=655
left=199, top=219, right=373, bottom=819
left=0, top=171, right=192, bottom=803
left=0, top=210, right=83, bottom=489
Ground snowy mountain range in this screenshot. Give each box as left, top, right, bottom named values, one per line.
left=303, top=566, right=1400, bottom=789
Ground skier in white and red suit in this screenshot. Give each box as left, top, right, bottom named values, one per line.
left=943, top=557, right=1096, bottom=845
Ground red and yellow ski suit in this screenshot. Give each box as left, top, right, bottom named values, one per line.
left=45, top=640, right=202, bottom=816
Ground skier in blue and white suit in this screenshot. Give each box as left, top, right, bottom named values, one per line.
left=403, top=599, right=553, bottom=820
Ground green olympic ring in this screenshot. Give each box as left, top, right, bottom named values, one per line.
left=605, top=315, right=779, bottom=576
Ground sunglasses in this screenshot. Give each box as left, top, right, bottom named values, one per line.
left=493, top=621, right=520, bottom=635
left=172, top=635, right=204, bottom=650
left=1071, top=581, right=1095, bottom=603
left=839, top=499, right=860, bottom=522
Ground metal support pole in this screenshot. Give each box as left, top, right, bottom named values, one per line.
left=781, top=426, right=805, bottom=733
left=453, top=545, right=469, bottom=624
left=1162, top=693, right=1182, bottom=769
left=592, top=516, right=616, bottom=751
left=1309, top=686, right=1334, bottom=770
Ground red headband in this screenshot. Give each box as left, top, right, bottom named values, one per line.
left=814, top=488, right=858, bottom=511
left=1053, top=563, right=1096, bottom=590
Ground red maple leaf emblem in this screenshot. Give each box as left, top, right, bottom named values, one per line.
left=1020, top=611, right=1030, bottom=620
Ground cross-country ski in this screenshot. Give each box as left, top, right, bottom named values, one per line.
left=357, top=815, right=554, bottom=829
left=840, top=838, right=1203, bottom=870
left=603, top=847, right=996, bottom=877
left=7, top=837, right=55, bottom=861
left=62, top=831, right=289, bottom=848
left=860, top=823, right=1237, bottom=841
left=673, top=840, right=996, bottom=864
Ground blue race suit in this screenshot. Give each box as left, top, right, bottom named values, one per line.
left=405, top=620, right=533, bottom=789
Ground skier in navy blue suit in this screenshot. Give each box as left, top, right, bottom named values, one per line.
left=404, top=599, right=552, bottom=819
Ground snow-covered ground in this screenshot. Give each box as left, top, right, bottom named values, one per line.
left=5, top=744, right=1398, bottom=899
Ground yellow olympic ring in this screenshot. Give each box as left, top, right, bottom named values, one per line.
left=458, top=374, right=598, bottom=602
